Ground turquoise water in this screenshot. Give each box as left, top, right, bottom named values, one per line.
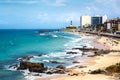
left=0, top=29, right=84, bottom=80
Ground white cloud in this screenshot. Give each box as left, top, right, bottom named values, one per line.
left=83, top=0, right=120, bottom=17
left=57, top=12, right=80, bottom=22
left=37, top=12, right=80, bottom=26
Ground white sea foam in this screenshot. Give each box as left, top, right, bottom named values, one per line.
left=60, top=35, right=75, bottom=39
left=64, top=38, right=83, bottom=48
left=72, top=38, right=81, bottom=43
left=39, top=33, right=46, bottom=36
left=24, top=73, right=40, bottom=80
left=42, top=55, right=49, bottom=58
left=52, top=34, right=58, bottom=38
left=23, top=69, right=30, bottom=76
left=33, top=56, right=40, bottom=58
left=66, top=49, right=82, bottom=54
left=5, top=65, right=17, bottom=71
left=42, top=59, right=49, bottom=62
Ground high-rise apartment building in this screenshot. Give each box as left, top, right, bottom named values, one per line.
left=91, top=16, right=102, bottom=25
left=80, top=15, right=107, bottom=29
left=80, top=15, right=91, bottom=28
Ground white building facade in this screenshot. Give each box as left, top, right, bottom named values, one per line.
left=80, top=15, right=91, bottom=28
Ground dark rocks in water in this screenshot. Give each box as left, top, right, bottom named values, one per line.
left=66, top=52, right=77, bottom=54
left=37, top=54, right=43, bottom=57
left=18, top=56, right=33, bottom=61
left=50, top=61, right=64, bottom=64
left=72, top=48, right=99, bottom=52
left=32, top=73, right=41, bottom=76
left=17, top=61, right=47, bottom=73
left=50, top=61, right=59, bottom=64
left=10, top=61, right=66, bottom=74
left=46, top=71, right=53, bottom=74
left=9, top=64, right=18, bottom=69
left=72, top=61, right=80, bottom=64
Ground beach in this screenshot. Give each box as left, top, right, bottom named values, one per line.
left=35, top=32, right=120, bottom=80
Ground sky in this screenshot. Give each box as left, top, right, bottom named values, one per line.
left=0, top=0, right=120, bottom=29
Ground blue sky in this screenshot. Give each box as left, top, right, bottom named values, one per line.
left=0, top=0, right=120, bottom=29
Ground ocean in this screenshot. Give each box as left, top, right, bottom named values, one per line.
left=0, top=29, right=94, bottom=80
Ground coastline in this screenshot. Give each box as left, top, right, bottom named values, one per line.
left=35, top=31, right=120, bottom=80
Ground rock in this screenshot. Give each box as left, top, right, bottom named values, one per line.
left=56, top=65, right=66, bottom=70
left=17, top=61, right=46, bottom=73
left=50, top=65, right=66, bottom=74
left=52, top=68, right=65, bottom=74
left=66, top=52, right=77, bottom=54
left=88, top=55, right=96, bottom=57
left=9, top=64, right=18, bottom=69
left=50, top=61, right=64, bottom=64
left=53, top=69, right=65, bottom=74
left=105, top=63, right=120, bottom=74
left=37, top=54, right=43, bottom=57
left=50, top=61, right=60, bottom=64
left=18, top=56, right=33, bottom=61
left=72, top=48, right=99, bottom=52
left=78, top=66, right=87, bottom=68
left=72, top=61, right=80, bottom=64
left=46, top=71, right=53, bottom=74
left=90, top=69, right=106, bottom=74
left=71, top=73, right=79, bottom=76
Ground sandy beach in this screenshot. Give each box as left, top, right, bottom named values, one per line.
left=35, top=32, right=120, bottom=80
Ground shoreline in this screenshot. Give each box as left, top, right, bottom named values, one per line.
left=35, top=31, right=120, bottom=80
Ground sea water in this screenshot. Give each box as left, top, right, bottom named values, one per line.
left=0, top=29, right=94, bottom=80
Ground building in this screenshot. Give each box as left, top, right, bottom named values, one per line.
left=103, top=17, right=120, bottom=33
left=80, top=15, right=91, bottom=28
left=102, top=15, right=107, bottom=24
left=65, top=21, right=77, bottom=31
left=91, top=16, right=102, bottom=25
left=91, top=15, right=107, bottom=32
left=118, top=19, right=120, bottom=31
left=91, top=15, right=107, bottom=25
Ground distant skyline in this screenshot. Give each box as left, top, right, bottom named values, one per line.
left=0, top=0, right=120, bottom=29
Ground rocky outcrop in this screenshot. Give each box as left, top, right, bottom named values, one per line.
left=18, top=56, right=33, bottom=61
left=52, top=68, right=65, bottom=74
left=72, top=61, right=80, bottom=64
left=46, top=65, right=66, bottom=74
left=72, top=48, right=99, bottom=52
left=17, top=61, right=47, bottom=73
left=9, top=64, right=18, bottom=69
left=50, top=61, right=60, bottom=64
left=66, top=52, right=77, bottom=54
left=90, top=69, right=106, bottom=74
left=50, top=61, right=64, bottom=64
left=56, top=65, right=66, bottom=70
left=52, top=65, right=66, bottom=74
